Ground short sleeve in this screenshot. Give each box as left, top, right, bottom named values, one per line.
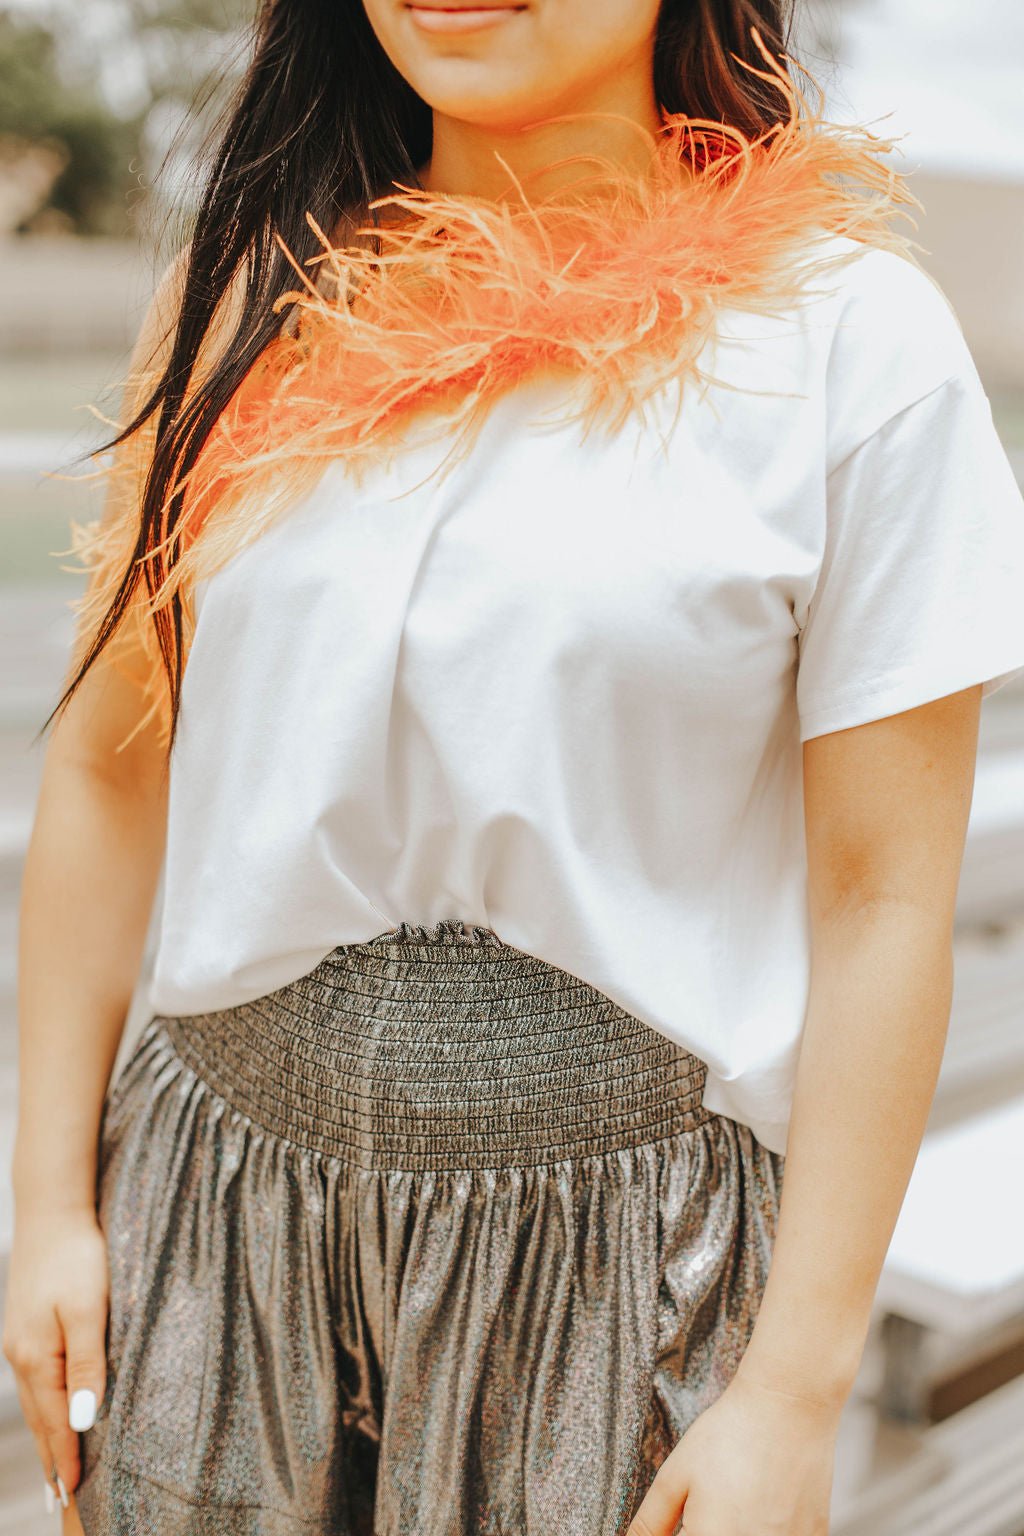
left=796, top=359, right=1024, bottom=742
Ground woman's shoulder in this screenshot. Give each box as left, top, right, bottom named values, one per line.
left=819, top=236, right=964, bottom=348
left=805, top=234, right=981, bottom=472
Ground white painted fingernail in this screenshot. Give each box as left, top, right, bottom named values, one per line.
left=44, top=1481, right=56, bottom=1514
left=55, top=1474, right=69, bottom=1509
left=69, top=1387, right=97, bottom=1430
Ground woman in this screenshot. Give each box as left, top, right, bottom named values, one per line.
left=6, top=0, right=1024, bottom=1531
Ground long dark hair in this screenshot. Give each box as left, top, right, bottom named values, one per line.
left=45, top=0, right=798, bottom=760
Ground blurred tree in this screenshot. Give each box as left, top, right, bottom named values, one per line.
left=0, top=13, right=142, bottom=235
left=0, top=0, right=252, bottom=238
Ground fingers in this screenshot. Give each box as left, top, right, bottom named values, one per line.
left=13, top=1382, right=70, bottom=1511
left=48, top=1291, right=109, bottom=1493
left=63, top=1294, right=106, bottom=1433
left=31, top=1336, right=83, bottom=1495
left=627, top=1452, right=688, bottom=1536
left=5, top=1308, right=73, bottom=1505
left=5, top=1293, right=108, bottom=1498
left=61, top=1490, right=89, bottom=1534
left=2, top=1211, right=110, bottom=1511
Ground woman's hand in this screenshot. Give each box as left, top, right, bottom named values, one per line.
left=1, top=1205, right=109, bottom=1507
left=627, top=1366, right=843, bottom=1535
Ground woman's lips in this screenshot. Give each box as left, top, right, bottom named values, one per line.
left=406, top=4, right=528, bottom=33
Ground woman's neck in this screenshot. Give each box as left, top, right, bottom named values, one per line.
left=416, top=82, right=668, bottom=202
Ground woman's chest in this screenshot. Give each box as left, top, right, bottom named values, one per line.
left=201, top=384, right=820, bottom=675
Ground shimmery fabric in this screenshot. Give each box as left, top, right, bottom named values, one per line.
left=76, top=919, right=784, bottom=1534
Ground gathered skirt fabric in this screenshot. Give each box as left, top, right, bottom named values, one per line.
left=75, top=918, right=785, bottom=1535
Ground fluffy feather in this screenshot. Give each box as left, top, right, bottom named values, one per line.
left=59, top=28, right=925, bottom=752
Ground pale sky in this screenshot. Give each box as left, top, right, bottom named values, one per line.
left=812, top=0, right=1024, bottom=182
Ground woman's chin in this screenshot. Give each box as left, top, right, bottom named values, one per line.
left=404, top=74, right=563, bottom=135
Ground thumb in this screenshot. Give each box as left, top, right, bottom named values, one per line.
left=62, top=1301, right=108, bottom=1431
left=628, top=1442, right=690, bottom=1536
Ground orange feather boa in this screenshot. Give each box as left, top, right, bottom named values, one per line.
left=60, top=28, right=924, bottom=752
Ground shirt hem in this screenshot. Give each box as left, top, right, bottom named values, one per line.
left=701, top=1073, right=790, bottom=1156
left=798, top=652, right=1024, bottom=742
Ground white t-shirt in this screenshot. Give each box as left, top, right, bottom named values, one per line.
left=147, top=234, right=1024, bottom=1155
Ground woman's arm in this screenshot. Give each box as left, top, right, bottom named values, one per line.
left=737, top=683, right=980, bottom=1402
left=4, top=249, right=269, bottom=1531
left=1, top=252, right=228, bottom=1519
left=629, top=682, right=982, bottom=1536
left=10, top=682, right=170, bottom=1523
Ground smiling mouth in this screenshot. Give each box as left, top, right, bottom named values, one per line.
left=405, top=4, right=529, bottom=33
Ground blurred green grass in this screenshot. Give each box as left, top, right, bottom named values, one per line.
left=2, top=474, right=104, bottom=585
left=991, top=387, right=1024, bottom=451
left=0, top=350, right=126, bottom=433
left=1, top=351, right=122, bottom=585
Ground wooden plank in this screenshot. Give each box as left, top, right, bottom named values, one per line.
left=874, top=1096, right=1024, bottom=1334
left=833, top=1371, right=1024, bottom=1536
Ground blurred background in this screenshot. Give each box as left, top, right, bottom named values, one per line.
left=1, top=0, right=1023, bottom=1530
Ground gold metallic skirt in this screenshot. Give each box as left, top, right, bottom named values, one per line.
left=75, top=918, right=785, bottom=1535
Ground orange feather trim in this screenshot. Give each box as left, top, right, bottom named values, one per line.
left=60, top=27, right=925, bottom=753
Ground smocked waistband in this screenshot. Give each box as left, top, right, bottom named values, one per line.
left=153, top=918, right=713, bottom=1171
